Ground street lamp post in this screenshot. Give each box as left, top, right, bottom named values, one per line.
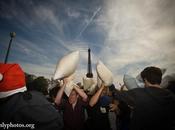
left=4, top=32, right=16, bottom=63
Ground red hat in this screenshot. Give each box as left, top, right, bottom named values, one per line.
left=0, top=63, right=27, bottom=98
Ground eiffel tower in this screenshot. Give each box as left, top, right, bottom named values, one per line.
left=86, top=48, right=93, bottom=78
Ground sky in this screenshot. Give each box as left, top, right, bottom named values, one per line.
left=0, top=0, right=175, bottom=85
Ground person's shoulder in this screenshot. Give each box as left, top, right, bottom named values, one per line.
left=145, top=87, right=175, bottom=104
left=126, top=87, right=145, bottom=95
left=14, top=91, right=63, bottom=122
left=3, top=91, right=63, bottom=123
left=146, top=87, right=175, bottom=96
left=164, top=88, right=175, bottom=100
left=22, top=91, right=50, bottom=106
left=10, top=91, right=58, bottom=114
left=132, top=87, right=144, bottom=91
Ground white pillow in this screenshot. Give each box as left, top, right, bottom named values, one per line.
left=97, top=75, right=102, bottom=88
left=123, top=74, right=144, bottom=90
left=87, top=83, right=97, bottom=95
left=53, top=51, right=79, bottom=80
left=160, top=73, right=175, bottom=88
left=83, top=77, right=94, bottom=90
left=123, top=75, right=137, bottom=90
left=96, top=61, right=113, bottom=87
left=64, top=81, right=74, bottom=97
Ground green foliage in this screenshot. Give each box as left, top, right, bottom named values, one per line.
left=25, top=73, right=36, bottom=87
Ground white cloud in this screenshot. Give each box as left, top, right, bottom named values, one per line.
left=21, top=62, right=55, bottom=79
left=1, top=0, right=175, bottom=85
left=93, top=0, right=175, bottom=83
left=66, top=8, right=80, bottom=18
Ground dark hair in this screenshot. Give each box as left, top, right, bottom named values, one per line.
left=71, top=89, right=78, bottom=95
left=49, top=86, right=60, bottom=98
left=141, top=66, right=162, bottom=85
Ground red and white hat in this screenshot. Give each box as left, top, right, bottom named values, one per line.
left=0, top=63, right=27, bottom=98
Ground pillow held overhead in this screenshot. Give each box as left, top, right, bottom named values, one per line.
left=53, top=51, right=80, bottom=80
left=96, top=61, right=113, bottom=87
left=123, top=74, right=144, bottom=90
left=83, top=77, right=94, bottom=91
left=64, top=81, right=74, bottom=97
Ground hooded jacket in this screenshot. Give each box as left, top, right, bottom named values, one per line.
left=115, top=87, right=175, bottom=130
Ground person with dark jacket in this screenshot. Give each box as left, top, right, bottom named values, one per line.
left=0, top=63, right=63, bottom=130
left=167, top=80, right=175, bottom=95
left=88, top=84, right=114, bottom=130
left=114, top=66, right=175, bottom=130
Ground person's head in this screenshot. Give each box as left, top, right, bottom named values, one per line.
left=49, top=86, right=60, bottom=101
left=141, top=66, right=162, bottom=87
left=28, top=77, right=48, bottom=95
left=108, top=84, right=116, bottom=96
left=68, top=89, right=79, bottom=104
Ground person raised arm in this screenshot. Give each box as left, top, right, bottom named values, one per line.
left=73, top=84, right=88, bottom=102
left=89, top=83, right=105, bottom=107
left=54, top=78, right=68, bottom=106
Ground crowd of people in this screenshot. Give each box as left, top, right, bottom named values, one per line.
left=0, top=63, right=175, bottom=130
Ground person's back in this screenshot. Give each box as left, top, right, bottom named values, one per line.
left=88, top=84, right=112, bottom=130
left=0, top=91, right=63, bottom=130
left=116, top=66, right=175, bottom=130
left=167, top=81, right=175, bottom=95
left=0, top=63, right=63, bottom=130
left=88, top=99, right=111, bottom=130
left=127, top=87, right=175, bottom=130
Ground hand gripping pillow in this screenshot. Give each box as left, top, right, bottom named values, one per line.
left=53, top=51, right=80, bottom=80
left=96, top=61, right=113, bottom=87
